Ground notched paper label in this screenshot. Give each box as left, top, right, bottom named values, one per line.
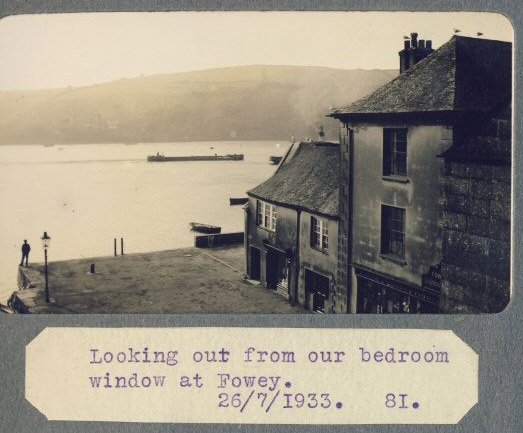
left=25, top=327, right=477, bottom=424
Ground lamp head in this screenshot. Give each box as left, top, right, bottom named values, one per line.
left=41, top=231, right=51, bottom=249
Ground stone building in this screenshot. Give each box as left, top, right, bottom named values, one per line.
left=245, top=141, right=340, bottom=312
left=329, top=34, right=512, bottom=314
left=439, top=104, right=511, bottom=313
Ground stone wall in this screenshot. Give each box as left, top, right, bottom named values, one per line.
left=440, top=116, right=511, bottom=313
left=194, top=232, right=244, bottom=248
left=334, top=125, right=350, bottom=313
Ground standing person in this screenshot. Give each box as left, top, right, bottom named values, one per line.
left=20, top=240, right=31, bottom=267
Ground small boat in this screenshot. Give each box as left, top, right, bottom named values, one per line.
left=0, top=303, right=14, bottom=314
left=229, top=197, right=249, bottom=205
left=270, top=156, right=282, bottom=164
left=43, top=143, right=54, bottom=147
left=147, top=153, right=244, bottom=162
left=189, top=222, right=221, bottom=234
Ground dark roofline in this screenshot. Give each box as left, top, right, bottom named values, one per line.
left=328, top=110, right=490, bottom=124
left=247, top=192, right=340, bottom=220
left=329, top=35, right=512, bottom=119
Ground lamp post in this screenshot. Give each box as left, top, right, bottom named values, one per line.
left=41, top=231, right=51, bottom=303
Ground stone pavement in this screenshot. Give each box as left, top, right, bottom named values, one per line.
left=12, top=245, right=305, bottom=314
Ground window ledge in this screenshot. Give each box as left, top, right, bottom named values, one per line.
left=257, top=225, right=275, bottom=234
left=380, top=253, right=407, bottom=266
left=312, top=246, right=329, bottom=255
left=382, top=175, right=410, bottom=184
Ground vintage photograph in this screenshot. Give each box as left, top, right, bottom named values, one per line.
left=0, top=11, right=512, bottom=314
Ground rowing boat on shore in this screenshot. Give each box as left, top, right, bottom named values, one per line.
left=189, top=222, right=222, bottom=234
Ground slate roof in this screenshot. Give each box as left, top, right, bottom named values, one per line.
left=247, top=142, right=340, bottom=217
left=330, top=36, right=512, bottom=119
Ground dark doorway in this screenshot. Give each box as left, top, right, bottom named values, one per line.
left=265, top=248, right=289, bottom=293
left=266, top=250, right=279, bottom=290
left=305, top=269, right=330, bottom=313
left=249, top=247, right=261, bottom=280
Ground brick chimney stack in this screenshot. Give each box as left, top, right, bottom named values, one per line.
left=399, top=32, right=434, bottom=73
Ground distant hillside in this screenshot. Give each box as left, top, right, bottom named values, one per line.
left=0, top=65, right=397, bottom=144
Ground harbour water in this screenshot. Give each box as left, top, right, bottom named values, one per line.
left=0, top=140, right=288, bottom=302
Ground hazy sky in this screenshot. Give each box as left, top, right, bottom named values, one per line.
left=0, top=11, right=513, bottom=91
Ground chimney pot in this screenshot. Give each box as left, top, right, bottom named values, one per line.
left=399, top=33, right=433, bottom=74
left=411, top=32, right=418, bottom=48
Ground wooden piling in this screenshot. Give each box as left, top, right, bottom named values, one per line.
left=121, top=238, right=124, bottom=255
left=114, top=238, right=117, bottom=256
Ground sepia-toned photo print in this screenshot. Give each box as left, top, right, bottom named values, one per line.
left=0, top=11, right=513, bottom=314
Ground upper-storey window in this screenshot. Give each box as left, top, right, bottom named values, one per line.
left=383, top=128, right=407, bottom=177
left=256, top=200, right=277, bottom=231
left=381, top=205, right=406, bottom=259
left=311, top=216, right=328, bottom=251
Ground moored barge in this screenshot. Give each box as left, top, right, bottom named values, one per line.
left=147, top=154, right=244, bottom=162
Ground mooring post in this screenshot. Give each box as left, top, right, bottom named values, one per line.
left=44, top=248, right=49, bottom=303
left=114, top=238, right=117, bottom=256
left=121, top=237, right=124, bottom=255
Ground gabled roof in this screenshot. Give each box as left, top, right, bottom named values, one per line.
left=247, top=142, right=340, bottom=218
left=330, top=36, right=512, bottom=120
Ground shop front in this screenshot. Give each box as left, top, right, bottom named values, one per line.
left=355, top=267, right=440, bottom=314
